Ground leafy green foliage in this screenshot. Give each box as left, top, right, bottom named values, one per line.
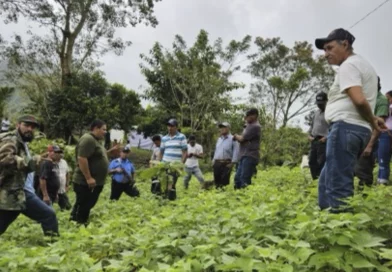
left=1, top=167, right=392, bottom=271
left=140, top=30, right=251, bottom=132
left=44, top=72, right=142, bottom=140
left=0, top=86, right=14, bottom=117
left=247, top=38, right=335, bottom=127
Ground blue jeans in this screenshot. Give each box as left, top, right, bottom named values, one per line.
left=234, top=156, right=258, bottom=189
left=318, top=121, right=371, bottom=212
left=183, top=166, right=204, bottom=188
left=378, top=131, right=392, bottom=181
left=0, top=190, right=59, bottom=236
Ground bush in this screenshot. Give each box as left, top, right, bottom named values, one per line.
left=1, top=167, right=392, bottom=271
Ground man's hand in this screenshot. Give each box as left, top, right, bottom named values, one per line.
left=116, top=168, right=123, bottom=173
left=43, top=195, right=51, bottom=205
left=372, top=116, right=387, bottom=132
left=319, top=137, right=326, bottom=143
left=361, top=145, right=373, bottom=157
left=226, top=163, right=234, bottom=169
left=308, top=135, right=314, bottom=142
left=188, top=153, right=194, bottom=158
left=86, top=177, right=96, bottom=190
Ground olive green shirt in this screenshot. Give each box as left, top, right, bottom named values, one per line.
left=375, top=91, right=389, bottom=117
left=73, top=133, right=109, bottom=186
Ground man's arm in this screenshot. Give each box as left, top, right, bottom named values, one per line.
left=362, top=129, right=380, bottom=156
left=346, top=86, right=377, bottom=128
left=78, top=157, right=95, bottom=188
left=232, top=140, right=240, bottom=163
left=182, top=150, right=187, bottom=163
left=39, top=178, right=51, bottom=204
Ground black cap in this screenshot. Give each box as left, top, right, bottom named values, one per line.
left=18, top=115, right=39, bottom=126
left=245, top=108, right=259, bottom=117
left=316, top=92, right=328, bottom=104
left=167, top=119, right=178, bottom=127
left=122, top=146, right=131, bottom=153
left=315, top=28, right=355, bottom=50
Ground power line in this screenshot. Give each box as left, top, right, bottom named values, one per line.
left=349, top=0, right=391, bottom=29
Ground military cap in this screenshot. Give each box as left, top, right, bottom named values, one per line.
left=18, top=115, right=39, bottom=126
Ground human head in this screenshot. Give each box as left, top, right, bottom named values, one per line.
left=167, top=118, right=178, bottom=135
left=245, top=108, right=259, bottom=124
left=386, top=91, right=392, bottom=105
left=47, top=145, right=62, bottom=162
left=17, top=115, right=39, bottom=142
left=120, top=146, right=130, bottom=159
left=188, top=135, right=196, bottom=147
left=218, top=122, right=230, bottom=136
left=315, top=28, right=355, bottom=66
left=90, top=119, right=107, bottom=140
left=152, top=135, right=161, bottom=147
left=316, top=92, right=328, bottom=111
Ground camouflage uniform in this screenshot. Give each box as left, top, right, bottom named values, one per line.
left=0, top=130, right=40, bottom=211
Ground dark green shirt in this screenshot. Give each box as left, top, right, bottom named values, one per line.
left=73, top=133, right=109, bottom=186
left=375, top=91, right=389, bottom=117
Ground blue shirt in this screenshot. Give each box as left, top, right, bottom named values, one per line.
left=23, top=143, right=35, bottom=193
left=109, top=158, right=135, bottom=183
left=161, top=132, right=187, bottom=163
left=213, top=134, right=239, bottom=163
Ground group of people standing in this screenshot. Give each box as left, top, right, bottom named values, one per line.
left=309, top=28, right=390, bottom=212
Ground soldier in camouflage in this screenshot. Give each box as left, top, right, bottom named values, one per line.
left=0, top=115, right=59, bottom=236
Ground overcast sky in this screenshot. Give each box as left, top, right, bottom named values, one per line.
left=1, top=0, right=391, bottom=127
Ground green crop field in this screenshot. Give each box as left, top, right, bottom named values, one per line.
left=1, top=167, right=392, bottom=272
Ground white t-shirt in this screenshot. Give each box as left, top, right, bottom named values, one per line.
left=1, top=119, right=10, bottom=131
left=325, top=54, right=377, bottom=130
left=58, top=159, right=70, bottom=194
left=185, top=143, right=203, bottom=168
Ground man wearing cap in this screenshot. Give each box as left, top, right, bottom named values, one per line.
left=315, top=28, right=383, bottom=211
left=37, top=145, right=62, bottom=205
left=159, top=119, right=187, bottom=200
left=0, top=115, right=59, bottom=236
left=308, top=92, right=329, bottom=180
left=354, top=76, right=389, bottom=188
left=108, top=147, right=139, bottom=200
left=183, top=135, right=205, bottom=189
left=212, top=122, right=239, bottom=189
left=233, top=108, right=261, bottom=189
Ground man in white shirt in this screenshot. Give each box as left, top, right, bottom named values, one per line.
left=315, top=28, right=384, bottom=212
left=1, top=117, right=10, bottom=133
left=150, top=135, right=162, bottom=195
left=184, top=135, right=205, bottom=189
left=57, top=152, right=72, bottom=211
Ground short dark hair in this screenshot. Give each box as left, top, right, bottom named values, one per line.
left=189, top=135, right=196, bottom=141
left=387, top=90, right=392, bottom=97
left=90, top=119, right=106, bottom=131
left=152, top=135, right=161, bottom=142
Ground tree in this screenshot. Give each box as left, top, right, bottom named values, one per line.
left=0, top=86, right=14, bottom=117
left=0, top=0, right=161, bottom=88
left=140, top=29, right=251, bottom=132
left=45, top=71, right=141, bottom=141
left=246, top=38, right=334, bottom=128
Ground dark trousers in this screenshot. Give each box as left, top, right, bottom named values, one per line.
left=213, top=161, right=233, bottom=188
left=0, top=190, right=59, bottom=236
left=58, top=193, right=72, bottom=210
left=110, top=181, right=140, bottom=200
left=309, top=139, right=326, bottom=180
left=70, top=183, right=103, bottom=224
left=165, top=171, right=178, bottom=201
left=234, top=156, right=258, bottom=189
left=151, top=177, right=162, bottom=195
left=354, top=145, right=377, bottom=188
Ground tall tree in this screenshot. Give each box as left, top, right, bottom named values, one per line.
left=246, top=38, right=334, bottom=127
left=0, top=0, right=161, bottom=88
left=140, top=29, right=251, bottom=132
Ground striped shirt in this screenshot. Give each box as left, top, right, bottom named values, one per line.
left=213, top=134, right=239, bottom=163
left=161, top=132, right=187, bottom=162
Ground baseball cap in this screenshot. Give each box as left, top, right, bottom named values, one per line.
left=48, top=145, right=62, bottom=153
left=167, top=119, right=178, bottom=127
left=122, top=146, right=131, bottom=153
left=18, top=115, right=39, bottom=126
left=315, top=28, right=355, bottom=50
left=316, top=92, right=328, bottom=104
left=245, top=108, right=259, bottom=117
left=218, top=122, right=231, bottom=128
